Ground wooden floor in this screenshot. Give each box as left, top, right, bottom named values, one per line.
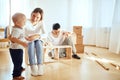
left=0, top=46, right=120, bottom=80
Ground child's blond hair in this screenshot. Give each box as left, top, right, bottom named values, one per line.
left=12, top=13, right=26, bottom=24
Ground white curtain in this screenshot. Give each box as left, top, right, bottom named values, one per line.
left=69, top=0, right=120, bottom=54
left=109, top=0, right=120, bottom=54
left=0, top=0, right=30, bottom=32
left=70, top=0, right=116, bottom=49
left=10, top=0, right=30, bottom=25
left=0, top=0, right=10, bottom=27
left=92, top=0, right=114, bottom=48
left=0, top=0, right=120, bottom=54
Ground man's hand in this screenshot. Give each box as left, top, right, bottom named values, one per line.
left=63, top=32, right=71, bottom=37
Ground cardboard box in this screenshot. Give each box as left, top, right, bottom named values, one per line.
left=75, top=44, right=84, bottom=53
left=0, top=28, right=5, bottom=39
left=73, top=26, right=82, bottom=35
left=76, top=35, right=83, bottom=44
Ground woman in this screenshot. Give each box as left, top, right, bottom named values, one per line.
left=25, top=8, right=45, bottom=76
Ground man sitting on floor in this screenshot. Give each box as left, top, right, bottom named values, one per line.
left=47, top=23, right=80, bottom=59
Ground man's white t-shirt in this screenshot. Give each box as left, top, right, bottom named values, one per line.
left=47, top=30, right=65, bottom=46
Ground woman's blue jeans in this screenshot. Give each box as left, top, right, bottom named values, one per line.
left=28, top=40, right=43, bottom=65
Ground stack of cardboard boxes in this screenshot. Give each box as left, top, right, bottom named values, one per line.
left=73, top=26, right=84, bottom=53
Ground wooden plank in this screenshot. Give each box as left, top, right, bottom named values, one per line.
left=91, top=52, right=120, bottom=70
left=85, top=52, right=109, bottom=71
left=96, top=60, right=109, bottom=70
left=0, top=38, right=9, bottom=42
left=91, top=53, right=109, bottom=71
left=0, top=28, right=4, bottom=32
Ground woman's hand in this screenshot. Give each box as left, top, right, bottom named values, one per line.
left=26, top=34, right=40, bottom=41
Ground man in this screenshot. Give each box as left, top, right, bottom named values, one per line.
left=47, top=23, right=80, bottom=59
